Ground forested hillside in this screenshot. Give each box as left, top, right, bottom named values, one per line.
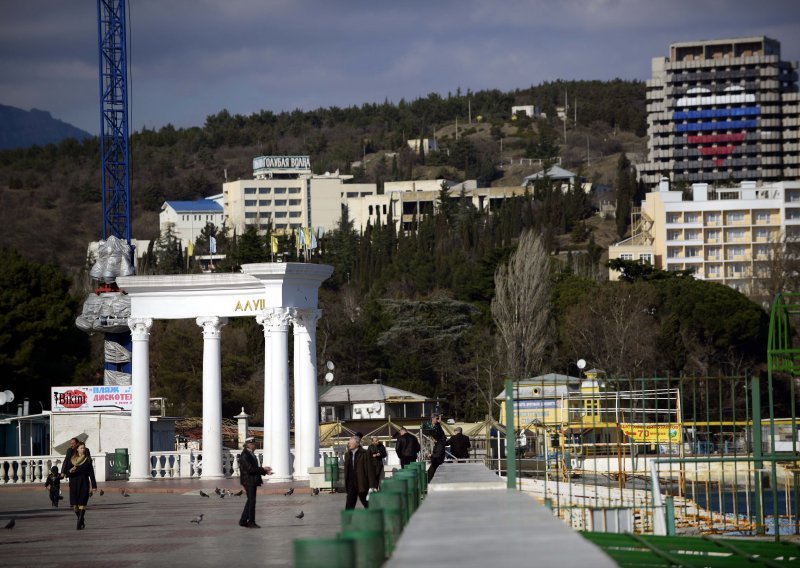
left=2, top=79, right=771, bottom=423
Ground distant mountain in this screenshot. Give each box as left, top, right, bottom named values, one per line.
left=0, top=104, right=92, bottom=150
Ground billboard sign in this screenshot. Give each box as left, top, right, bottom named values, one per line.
left=51, top=385, right=133, bottom=412
left=620, top=423, right=681, bottom=443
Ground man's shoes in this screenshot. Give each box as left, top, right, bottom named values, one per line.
left=239, top=521, right=248, bottom=527
left=247, top=522, right=261, bottom=529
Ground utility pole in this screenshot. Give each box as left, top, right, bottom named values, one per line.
left=468, top=98, right=472, bottom=124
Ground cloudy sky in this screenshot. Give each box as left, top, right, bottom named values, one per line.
left=1, top=0, right=798, bottom=135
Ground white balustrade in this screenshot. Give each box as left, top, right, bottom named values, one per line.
left=0, top=447, right=335, bottom=483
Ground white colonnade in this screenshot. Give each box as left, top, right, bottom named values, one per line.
left=118, top=264, right=333, bottom=483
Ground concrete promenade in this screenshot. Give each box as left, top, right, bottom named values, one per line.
left=0, top=479, right=343, bottom=567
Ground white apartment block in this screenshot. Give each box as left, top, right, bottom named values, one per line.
left=223, top=156, right=376, bottom=237
left=639, top=36, right=800, bottom=188
left=608, top=178, right=800, bottom=295
left=348, top=179, right=529, bottom=234
left=159, top=194, right=225, bottom=248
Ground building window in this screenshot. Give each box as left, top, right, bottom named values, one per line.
left=289, top=187, right=301, bottom=194
left=727, top=212, right=745, bottom=223
left=666, top=213, right=679, bottom=224
left=244, top=187, right=256, bottom=195
left=259, top=200, right=271, bottom=206
left=685, top=229, right=701, bottom=241
left=685, top=213, right=699, bottom=223
left=259, top=187, right=270, bottom=194
left=245, top=212, right=257, bottom=219
left=755, top=211, right=771, bottom=222
left=667, top=230, right=681, bottom=241
left=369, top=205, right=374, bottom=215
left=275, top=212, right=287, bottom=218
left=274, top=187, right=287, bottom=194
left=383, top=205, right=387, bottom=214
left=639, top=253, right=652, bottom=264
left=245, top=200, right=257, bottom=207
left=727, top=228, right=745, bottom=241
left=289, top=199, right=301, bottom=206
left=619, top=253, right=634, bottom=261
left=705, top=213, right=720, bottom=224
left=289, top=211, right=301, bottom=218
left=347, top=192, right=359, bottom=198
left=275, top=199, right=287, bottom=206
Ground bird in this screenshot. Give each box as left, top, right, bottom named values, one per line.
left=233, top=489, right=243, bottom=497
left=214, top=487, right=221, bottom=495
left=98, top=489, right=104, bottom=496
left=4, top=519, right=15, bottom=530
left=120, top=489, right=125, bottom=495
left=190, top=514, right=204, bottom=524
left=122, top=490, right=130, bottom=498
left=295, top=511, right=304, bottom=520
left=284, top=487, right=294, bottom=496
left=219, top=492, right=225, bottom=499
left=312, top=488, right=320, bottom=496
left=199, top=490, right=210, bottom=498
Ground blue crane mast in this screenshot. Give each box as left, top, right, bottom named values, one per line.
left=98, top=0, right=131, bottom=246
left=76, top=0, right=135, bottom=389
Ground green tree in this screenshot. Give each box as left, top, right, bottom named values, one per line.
left=0, top=248, right=90, bottom=405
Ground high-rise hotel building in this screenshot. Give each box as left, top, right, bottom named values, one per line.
left=638, top=36, right=799, bottom=187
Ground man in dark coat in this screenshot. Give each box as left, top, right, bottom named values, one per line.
left=446, top=427, right=471, bottom=462
left=366, top=436, right=387, bottom=489
left=344, top=435, right=375, bottom=509
left=426, top=415, right=447, bottom=482
left=394, top=427, right=420, bottom=467
left=238, top=437, right=273, bottom=528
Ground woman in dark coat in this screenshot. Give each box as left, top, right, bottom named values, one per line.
left=67, top=443, right=97, bottom=530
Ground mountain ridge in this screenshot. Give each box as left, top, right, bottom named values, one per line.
left=0, top=103, right=92, bottom=150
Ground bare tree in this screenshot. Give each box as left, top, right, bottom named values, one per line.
left=491, top=229, right=552, bottom=381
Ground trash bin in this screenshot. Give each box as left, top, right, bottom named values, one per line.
left=341, top=508, right=384, bottom=534
left=392, top=471, right=419, bottom=513
left=379, top=480, right=410, bottom=524
left=367, top=494, right=403, bottom=556
left=113, top=448, right=129, bottom=479
left=369, top=490, right=407, bottom=529
left=294, top=537, right=355, bottom=568
left=338, top=530, right=386, bottom=566
left=324, top=455, right=340, bottom=482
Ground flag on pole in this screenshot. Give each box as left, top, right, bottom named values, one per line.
left=209, top=236, right=217, bottom=254
left=303, top=227, right=317, bottom=250
left=298, top=227, right=307, bottom=247
left=270, top=235, right=279, bottom=254
left=187, top=241, right=194, bottom=257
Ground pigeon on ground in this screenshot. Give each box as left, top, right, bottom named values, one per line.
left=234, top=489, right=243, bottom=497
left=122, top=490, right=130, bottom=497
left=199, top=490, right=210, bottom=498
left=312, top=488, right=320, bottom=496
left=214, top=487, right=221, bottom=495
left=120, top=489, right=125, bottom=495
left=219, top=492, right=225, bottom=499
left=190, top=514, right=204, bottom=524
left=4, top=519, right=15, bottom=530
left=98, top=489, right=104, bottom=496
left=284, top=487, right=294, bottom=496
left=295, top=511, right=304, bottom=520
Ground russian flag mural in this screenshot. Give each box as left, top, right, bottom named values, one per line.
left=673, top=86, right=759, bottom=167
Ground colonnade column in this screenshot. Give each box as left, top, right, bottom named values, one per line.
left=128, top=317, right=153, bottom=482
left=291, top=308, right=321, bottom=481
left=266, top=308, right=292, bottom=482
left=255, top=312, right=273, bottom=466
left=196, top=316, right=227, bottom=479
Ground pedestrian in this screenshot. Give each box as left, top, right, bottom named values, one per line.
left=66, top=443, right=97, bottom=530
left=446, top=427, right=471, bottom=462
left=61, top=437, right=90, bottom=479
left=367, top=435, right=387, bottom=490
left=238, top=437, right=273, bottom=528
left=45, top=466, right=61, bottom=507
left=426, top=414, right=447, bottom=482
left=394, top=427, right=420, bottom=467
left=344, top=435, right=375, bottom=509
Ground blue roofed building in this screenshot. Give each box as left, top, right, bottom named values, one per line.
left=159, top=194, right=225, bottom=250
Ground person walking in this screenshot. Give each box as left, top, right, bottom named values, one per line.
left=238, top=437, right=273, bottom=528
left=394, top=427, right=420, bottom=467
left=426, top=415, right=447, bottom=482
left=344, top=435, right=375, bottom=509
left=446, top=427, right=472, bottom=462
left=45, top=466, right=61, bottom=507
left=61, top=437, right=90, bottom=479
left=367, top=436, right=387, bottom=490
left=66, top=443, right=97, bottom=530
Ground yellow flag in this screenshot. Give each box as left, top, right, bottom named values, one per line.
left=187, top=241, right=194, bottom=257
left=270, top=235, right=278, bottom=254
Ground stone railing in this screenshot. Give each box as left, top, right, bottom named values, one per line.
left=0, top=448, right=342, bottom=483
left=0, top=454, right=109, bottom=484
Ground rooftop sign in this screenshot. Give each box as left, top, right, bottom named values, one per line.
left=253, top=155, right=311, bottom=174
left=51, top=385, right=132, bottom=412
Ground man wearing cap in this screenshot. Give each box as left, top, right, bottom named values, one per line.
left=238, top=437, right=273, bottom=528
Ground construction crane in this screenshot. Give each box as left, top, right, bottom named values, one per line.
left=75, top=0, right=134, bottom=387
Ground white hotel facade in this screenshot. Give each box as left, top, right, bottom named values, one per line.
left=608, top=178, right=800, bottom=295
